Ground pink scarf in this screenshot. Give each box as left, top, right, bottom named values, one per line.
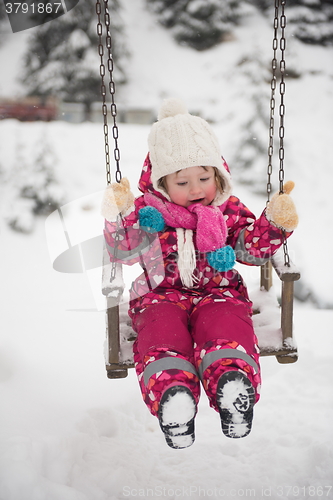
left=144, top=193, right=229, bottom=287
left=144, top=193, right=228, bottom=252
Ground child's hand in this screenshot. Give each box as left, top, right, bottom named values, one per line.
left=101, top=177, right=135, bottom=222
left=266, top=181, right=298, bottom=232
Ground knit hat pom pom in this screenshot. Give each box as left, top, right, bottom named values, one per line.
left=207, top=246, right=236, bottom=272
left=158, top=98, right=188, bottom=121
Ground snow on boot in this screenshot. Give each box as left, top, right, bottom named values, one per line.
left=158, top=385, right=197, bottom=449
left=216, top=371, right=255, bottom=439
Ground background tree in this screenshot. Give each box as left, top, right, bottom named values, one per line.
left=146, top=0, right=243, bottom=51
left=0, top=2, right=6, bottom=20
left=253, top=0, right=333, bottom=46
left=21, top=0, right=128, bottom=116
left=230, top=52, right=272, bottom=194
left=5, top=130, right=64, bottom=233
left=0, top=2, right=8, bottom=45
left=287, top=0, right=333, bottom=46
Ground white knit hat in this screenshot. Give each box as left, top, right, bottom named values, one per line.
left=148, top=98, right=232, bottom=206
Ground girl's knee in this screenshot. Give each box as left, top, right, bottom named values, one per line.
left=133, top=303, right=193, bottom=359
left=190, top=301, right=257, bottom=355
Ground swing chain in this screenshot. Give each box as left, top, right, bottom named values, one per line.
left=267, top=0, right=290, bottom=267
left=267, top=0, right=287, bottom=201
left=266, top=0, right=279, bottom=202
left=96, top=0, right=124, bottom=284
left=96, top=0, right=122, bottom=185
left=110, top=216, right=121, bottom=281
left=278, top=0, right=287, bottom=195
left=279, top=0, right=290, bottom=268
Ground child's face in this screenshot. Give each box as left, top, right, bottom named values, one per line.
left=164, top=166, right=217, bottom=207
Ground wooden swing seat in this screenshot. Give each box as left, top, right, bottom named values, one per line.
left=95, top=0, right=299, bottom=380
left=102, top=250, right=300, bottom=379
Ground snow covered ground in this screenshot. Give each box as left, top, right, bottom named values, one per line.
left=0, top=215, right=333, bottom=499
left=1, top=1, right=333, bottom=499
left=0, top=119, right=332, bottom=499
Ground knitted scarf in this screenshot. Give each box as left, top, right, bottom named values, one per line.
left=144, top=192, right=229, bottom=287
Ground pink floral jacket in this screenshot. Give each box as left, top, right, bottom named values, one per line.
left=104, top=155, right=291, bottom=318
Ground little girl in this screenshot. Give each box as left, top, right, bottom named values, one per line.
left=102, top=98, right=298, bottom=449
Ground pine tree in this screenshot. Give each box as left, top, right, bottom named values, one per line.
left=21, top=0, right=128, bottom=115
left=253, top=0, right=333, bottom=46
left=231, top=53, right=272, bottom=194
left=6, top=131, right=64, bottom=233
left=22, top=134, right=64, bottom=216
left=5, top=138, right=35, bottom=233
left=287, top=0, right=333, bottom=46
left=0, top=1, right=6, bottom=21
left=146, top=0, right=243, bottom=50
left=0, top=1, right=8, bottom=44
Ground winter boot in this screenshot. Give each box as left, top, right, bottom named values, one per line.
left=216, top=371, right=255, bottom=439
left=158, top=385, right=197, bottom=449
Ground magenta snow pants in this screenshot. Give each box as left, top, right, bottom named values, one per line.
left=132, top=300, right=261, bottom=417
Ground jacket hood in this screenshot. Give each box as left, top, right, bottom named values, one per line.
left=138, top=153, right=233, bottom=207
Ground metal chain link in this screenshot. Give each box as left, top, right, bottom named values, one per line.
left=266, top=0, right=279, bottom=203
left=279, top=0, right=290, bottom=267
left=96, top=0, right=123, bottom=281
left=109, top=221, right=120, bottom=281
left=278, top=0, right=286, bottom=195
left=96, top=0, right=122, bottom=185
left=267, top=0, right=290, bottom=266
left=96, top=0, right=111, bottom=185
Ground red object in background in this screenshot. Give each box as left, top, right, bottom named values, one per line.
left=0, top=98, right=58, bottom=121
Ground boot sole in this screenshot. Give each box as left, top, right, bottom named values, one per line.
left=158, top=385, right=197, bottom=449
left=217, top=371, right=255, bottom=439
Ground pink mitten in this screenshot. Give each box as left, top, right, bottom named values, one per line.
left=101, top=178, right=134, bottom=222
left=266, top=181, right=298, bottom=232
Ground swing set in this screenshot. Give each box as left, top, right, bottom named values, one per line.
left=96, top=0, right=301, bottom=379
